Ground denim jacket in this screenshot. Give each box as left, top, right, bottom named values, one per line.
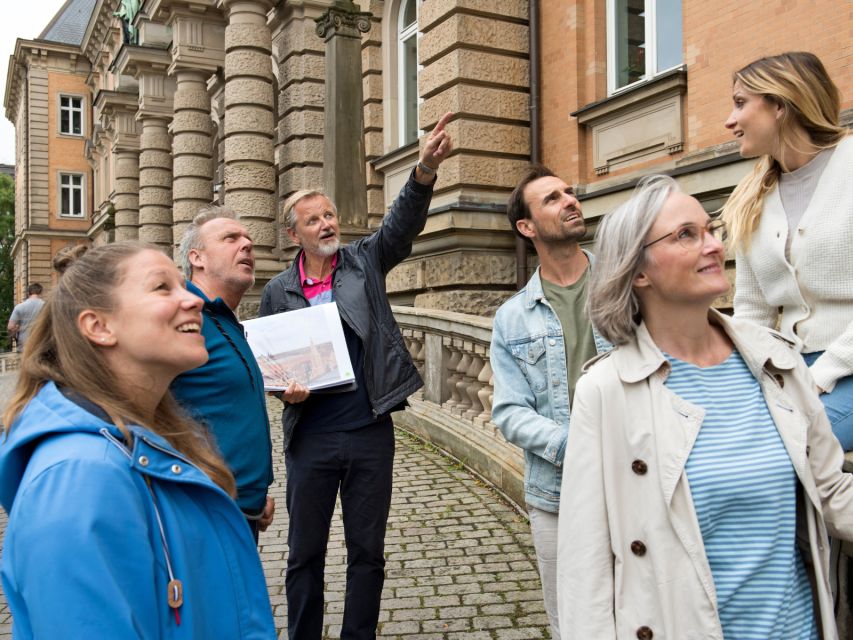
left=490, top=258, right=609, bottom=512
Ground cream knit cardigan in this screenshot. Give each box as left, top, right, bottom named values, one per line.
left=733, top=136, right=853, bottom=392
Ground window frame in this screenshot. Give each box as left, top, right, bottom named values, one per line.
left=396, top=0, right=420, bottom=147
left=57, top=172, right=86, bottom=219
left=606, top=0, right=683, bottom=96
left=58, top=94, right=85, bottom=137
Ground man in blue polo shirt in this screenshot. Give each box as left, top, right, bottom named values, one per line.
left=172, top=206, right=308, bottom=541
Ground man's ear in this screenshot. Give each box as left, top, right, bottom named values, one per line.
left=188, top=248, right=204, bottom=272
left=286, top=227, right=302, bottom=246
left=78, top=309, right=116, bottom=347
left=515, top=218, right=536, bottom=240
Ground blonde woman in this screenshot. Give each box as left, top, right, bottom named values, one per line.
left=0, top=243, right=276, bottom=639
left=557, top=175, right=853, bottom=639
left=722, top=51, right=853, bottom=449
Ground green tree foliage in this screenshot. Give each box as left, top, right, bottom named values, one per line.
left=0, top=174, right=15, bottom=349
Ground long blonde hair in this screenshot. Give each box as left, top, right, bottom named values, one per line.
left=3, top=242, right=236, bottom=497
left=722, top=52, right=848, bottom=250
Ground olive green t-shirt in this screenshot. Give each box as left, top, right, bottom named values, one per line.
left=541, top=268, right=597, bottom=404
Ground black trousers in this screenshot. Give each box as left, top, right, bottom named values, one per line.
left=285, top=418, right=394, bottom=640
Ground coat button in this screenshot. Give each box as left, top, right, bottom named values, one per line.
left=549, top=339, right=556, bottom=346
left=632, top=459, right=648, bottom=475
left=138, top=456, right=149, bottom=467
left=637, top=626, right=653, bottom=640
left=631, top=540, right=647, bottom=556
left=171, top=464, right=182, bottom=475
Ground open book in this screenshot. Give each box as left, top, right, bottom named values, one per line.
left=242, top=302, right=355, bottom=392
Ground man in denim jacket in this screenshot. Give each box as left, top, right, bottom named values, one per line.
left=490, top=165, right=609, bottom=640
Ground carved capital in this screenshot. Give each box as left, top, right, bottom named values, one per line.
left=314, top=2, right=371, bottom=41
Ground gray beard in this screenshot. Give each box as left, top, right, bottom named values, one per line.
left=316, top=238, right=340, bottom=257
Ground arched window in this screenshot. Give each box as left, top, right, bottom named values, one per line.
left=397, top=0, right=418, bottom=146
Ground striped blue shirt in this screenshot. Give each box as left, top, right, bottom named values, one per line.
left=664, top=349, right=816, bottom=639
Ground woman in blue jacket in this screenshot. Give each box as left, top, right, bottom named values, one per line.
left=0, top=242, right=277, bottom=639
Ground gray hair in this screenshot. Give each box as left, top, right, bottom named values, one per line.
left=177, top=204, right=238, bottom=278
left=281, top=189, right=336, bottom=231
left=588, top=174, right=680, bottom=345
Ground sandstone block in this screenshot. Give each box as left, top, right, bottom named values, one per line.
left=225, top=50, right=274, bottom=80
left=422, top=252, right=516, bottom=288
left=224, top=105, right=275, bottom=136
left=224, top=78, right=275, bottom=108
left=278, top=52, right=325, bottom=85
left=238, top=219, right=277, bottom=248
left=362, top=73, right=383, bottom=103
left=362, top=44, right=382, bottom=72
left=453, top=120, right=530, bottom=155
left=227, top=191, right=276, bottom=222
left=139, top=187, right=174, bottom=208
left=420, top=85, right=529, bottom=127
left=172, top=178, right=214, bottom=202
left=172, top=111, right=214, bottom=135
left=138, top=224, right=173, bottom=246
left=224, top=163, right=276, bottom=189
left=420, top=50, right=530, bottom=98
left=413, top=290, right=511, bottom=316
left=173, top=132, right=214, bottom=157
left=431, top=154, right=529, bottom=189
left=279, top=165, right=324, bottom=194
left=173, top=155, right=214, bottom=179
left=114, top=224, right=139, bottom=241
left=278, top=136, right=324, bottom=168
left=420, top=14, right=528, bottom=65
left=419, top=0, right=528, bottom=31
left=224, top=133, right=275, bottom=162
left=226, top=23, right=272, bottom=53
left=279, top=108, right=324, bottom=139
left=279, top=80, right=325, bottom=113
left=173, top=85, right=212, bottom=112
left=114, top=177, right=140, bottom=193
left=139, top=166, right=173, bottom=187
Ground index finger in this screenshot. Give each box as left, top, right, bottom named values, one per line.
left=432, top=111, right=454, bottom=135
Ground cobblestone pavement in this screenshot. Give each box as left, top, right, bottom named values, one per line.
left=0, top=376, right=549, bottom=639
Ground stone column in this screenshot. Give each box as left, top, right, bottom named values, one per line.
left=218, top=0, right=278, bottom=273
left=138, top=116, right=174, bottom=251
left=113, top=149, right=140, bottom=240
left=315, top=0, right=371, bottom=230
left=171, top=69, right=214, bottom=249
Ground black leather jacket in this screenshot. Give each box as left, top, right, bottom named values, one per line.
left=259, top=170, right=432, bottom=449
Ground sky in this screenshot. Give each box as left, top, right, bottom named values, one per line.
left=0, top=0, right=72, bottom=165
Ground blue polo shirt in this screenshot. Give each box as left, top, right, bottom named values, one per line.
left=170, top=281, right=273, bottom=513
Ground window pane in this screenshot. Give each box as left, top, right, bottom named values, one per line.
left=73, top=189, right=82, bottom=216
left=72, top=111, right=82, bottom=135
left=402, top=34, right=418, bottom=145
left=61, top=187, right=69, bottom=215
left=402, top=0, right=416, bottom=30
left=615, top=0, right=646, bottom=89
left=72, top=175, right=82, bottom=187
left=60, top=96, right=69, bottom=108
left=655, top=0, right=682, bottom=72
left=60, top=110, right=69, bottom=134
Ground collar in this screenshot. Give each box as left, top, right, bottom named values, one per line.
left=524, top=249, right=595, bottom=310
left=298, top=251, right=338, bottom=286
left=613, top=308, right=799, bottom=384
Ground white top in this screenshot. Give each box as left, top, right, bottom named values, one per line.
left=733, top=136, right=853, bottom=392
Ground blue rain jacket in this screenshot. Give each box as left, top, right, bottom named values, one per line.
left=0, top=382, right=276, bottom=639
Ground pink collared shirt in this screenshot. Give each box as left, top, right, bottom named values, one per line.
left=298, top=252, right=337, bottom=306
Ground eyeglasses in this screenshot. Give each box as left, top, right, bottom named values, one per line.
left=642, top=219, right=728, bottom=250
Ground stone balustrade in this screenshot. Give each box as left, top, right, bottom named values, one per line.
left=392, top=305, right=524, bottom=508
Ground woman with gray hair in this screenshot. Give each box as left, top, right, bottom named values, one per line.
left=556, top=175, right=853, bottom=639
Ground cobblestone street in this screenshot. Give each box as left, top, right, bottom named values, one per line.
left=0, top=375, right=549, bottom=639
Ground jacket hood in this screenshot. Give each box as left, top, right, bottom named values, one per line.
left=0, top=381, right=120, bottom=512
left=610, top=308, right=798, bottom=384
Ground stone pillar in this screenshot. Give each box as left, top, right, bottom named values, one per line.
left=219, top=0, right=278, bottom=273
left=138, top=116, right=174, bottom=251
left=171, top=69, right=214, bottom=249
left=113, top=150, right=140, bottom=240
left=315, top=0, right=371, bottom=230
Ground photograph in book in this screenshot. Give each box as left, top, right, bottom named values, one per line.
left=242, top=302, right=355, bottom=391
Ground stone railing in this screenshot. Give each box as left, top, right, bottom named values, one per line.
left=392, top=306, right=524, bottom=508
left=0, top=352, right=20, bottom=375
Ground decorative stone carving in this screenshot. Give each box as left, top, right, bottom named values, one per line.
left=314, top=1, right=371, bottom=41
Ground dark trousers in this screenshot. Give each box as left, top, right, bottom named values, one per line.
left=285, top=418, right=394, bottom=640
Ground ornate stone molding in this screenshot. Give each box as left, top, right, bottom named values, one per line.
left=314, top=1, right=371, bottom=41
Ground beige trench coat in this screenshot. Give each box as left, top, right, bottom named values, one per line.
left=556, top=310, right=853, bottom=640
